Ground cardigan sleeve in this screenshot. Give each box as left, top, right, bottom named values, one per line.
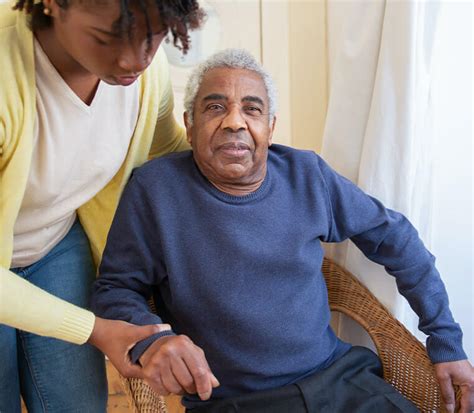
left=148, top=49, right=190, bottom=159
left=0, top=267, right=95, bottom=344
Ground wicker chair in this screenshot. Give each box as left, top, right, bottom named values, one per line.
left=121, top=257, right=459, bottom=413
left=322, top=257, right=460, bottom=413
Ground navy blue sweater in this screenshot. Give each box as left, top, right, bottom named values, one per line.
left=91, top=145, right=465, bottom=407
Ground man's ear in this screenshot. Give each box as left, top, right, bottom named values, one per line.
left=183, top=112, right=193, bottom=145
left=267, top=116, right=277, bottom=146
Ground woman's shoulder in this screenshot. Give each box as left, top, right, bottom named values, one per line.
left=0, top=4, right=34, bottom=85
left=0, top=4, right=32, bottom=56
left=0, top=2, right=19, bottom=31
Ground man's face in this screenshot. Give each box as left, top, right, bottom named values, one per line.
left=185, top=67, right=275, bottom=190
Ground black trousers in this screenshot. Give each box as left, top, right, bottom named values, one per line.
left=186, top=347, right=419, bottom=413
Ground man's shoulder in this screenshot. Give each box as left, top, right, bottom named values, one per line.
left=269, top=144, right=325, bottom=171
left=132, top=150, right=194, bottom=182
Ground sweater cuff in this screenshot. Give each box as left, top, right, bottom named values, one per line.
left=426, top=332, right=467, bottom=364
left=131, top=330, right=176, bottom=364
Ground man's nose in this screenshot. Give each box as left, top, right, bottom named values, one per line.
left=117, top=45, right=151, bottom=74
left=221, top=106, right=247, bottom=132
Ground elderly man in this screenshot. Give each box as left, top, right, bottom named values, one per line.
left=91, top=49, right=473, bottom=413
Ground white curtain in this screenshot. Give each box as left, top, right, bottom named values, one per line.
left=321, top=0, right=440, bottom=346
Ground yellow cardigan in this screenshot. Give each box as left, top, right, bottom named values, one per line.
left=0, top=2, right=188, bottom=344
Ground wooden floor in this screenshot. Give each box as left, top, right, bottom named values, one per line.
left=21, top=360, right=184, bottom=413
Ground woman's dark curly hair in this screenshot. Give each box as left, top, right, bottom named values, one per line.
left=13, top=0, right=205, bottom=54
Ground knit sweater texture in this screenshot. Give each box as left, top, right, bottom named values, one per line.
left=92, top=145, right=466, bottom=406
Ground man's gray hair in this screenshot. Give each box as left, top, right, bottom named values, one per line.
left=184, top=48, right=278, bottom=125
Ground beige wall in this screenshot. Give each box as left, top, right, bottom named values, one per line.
left=288, top=0, right=328, bottom=153
left=261, top=0, right=291, bottom=145
left=169, top=0, right=328, bottom=153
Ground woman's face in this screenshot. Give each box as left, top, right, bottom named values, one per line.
left=42, top=0, right=167, bottom=85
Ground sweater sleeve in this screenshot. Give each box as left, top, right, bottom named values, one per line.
left=0, top=267, right=95, bottom=344
left=91, top=172, right=175, bottom=362
left=317, top=155, right=466, bottom=364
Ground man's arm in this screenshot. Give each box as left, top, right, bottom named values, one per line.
left=91, top=171, right=218, bottom=399
left=316, top=155, right=473, bottom=412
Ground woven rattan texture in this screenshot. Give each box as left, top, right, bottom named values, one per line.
left=322, top=257, right=459, bottom=413
left=120, top=374, right=168, bottom=413
left=122, top=258, right=460, bottom=412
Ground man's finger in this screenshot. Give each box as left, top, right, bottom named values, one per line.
left=161, top=362, right=185, bottom=394
left=459, top=383, right=474, bottom=413
left=143, top=370, right=170, bottom=396
left=211, top=373, right=220, bottom=388
left=438, top=374, right=456, bottom=413
left=192, top=366, right=212, bottom=401
left=171, top=357, right=197, bottom=394
left=182, top=350, right=213, bottom=400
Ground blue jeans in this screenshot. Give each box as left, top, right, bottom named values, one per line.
left=0, top=220, right=108, bottom=412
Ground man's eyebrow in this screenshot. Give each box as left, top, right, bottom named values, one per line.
left=202, top=94, right=265, bottom=107
left=242, top=96, right=265, bottom=106
left=202, top=94, right=227, bottom=101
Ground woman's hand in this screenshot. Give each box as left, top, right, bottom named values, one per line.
left=88, top=317, right=171, bottom=378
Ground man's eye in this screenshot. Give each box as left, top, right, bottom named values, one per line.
left=206, top=104, right=224, bottom=111
left=244, top=106, right=262, bottom=116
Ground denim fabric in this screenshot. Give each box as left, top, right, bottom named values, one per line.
left=0, top=220, right=107, bottom=413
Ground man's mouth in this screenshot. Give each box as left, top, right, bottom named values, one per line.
left=217, top=142, right=251, bottom=157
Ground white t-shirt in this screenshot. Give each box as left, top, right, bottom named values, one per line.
left=12, top=39, right=140, bottom=268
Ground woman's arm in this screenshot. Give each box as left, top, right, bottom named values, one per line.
left=0, top=267, right=168, bottom=377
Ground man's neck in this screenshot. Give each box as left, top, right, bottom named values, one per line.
left=211, top=181, right=264, bottom=196
left=208, top=169, right=267, bottom=197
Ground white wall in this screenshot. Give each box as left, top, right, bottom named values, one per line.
left=431, top=1, right=473, bottom=361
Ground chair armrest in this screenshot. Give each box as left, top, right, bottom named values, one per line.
left=322, top=257, right=461, bottom=413
left=120, top=376, right=169, bottom=413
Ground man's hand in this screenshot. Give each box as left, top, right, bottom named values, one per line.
left=88, top=317, right=171, bottom=378
left=434, top=359, right=474, bottom=413
left=139, top=335, right=219, bottom=400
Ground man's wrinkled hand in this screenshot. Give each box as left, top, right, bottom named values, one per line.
left=88, top=317, right=171, bottom=378
left=434, top=359, right=474, bottom=413
left=139, top=334, right=219, bottom=400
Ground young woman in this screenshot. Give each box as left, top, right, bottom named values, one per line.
left=0, top=0, right=203, bottom=411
